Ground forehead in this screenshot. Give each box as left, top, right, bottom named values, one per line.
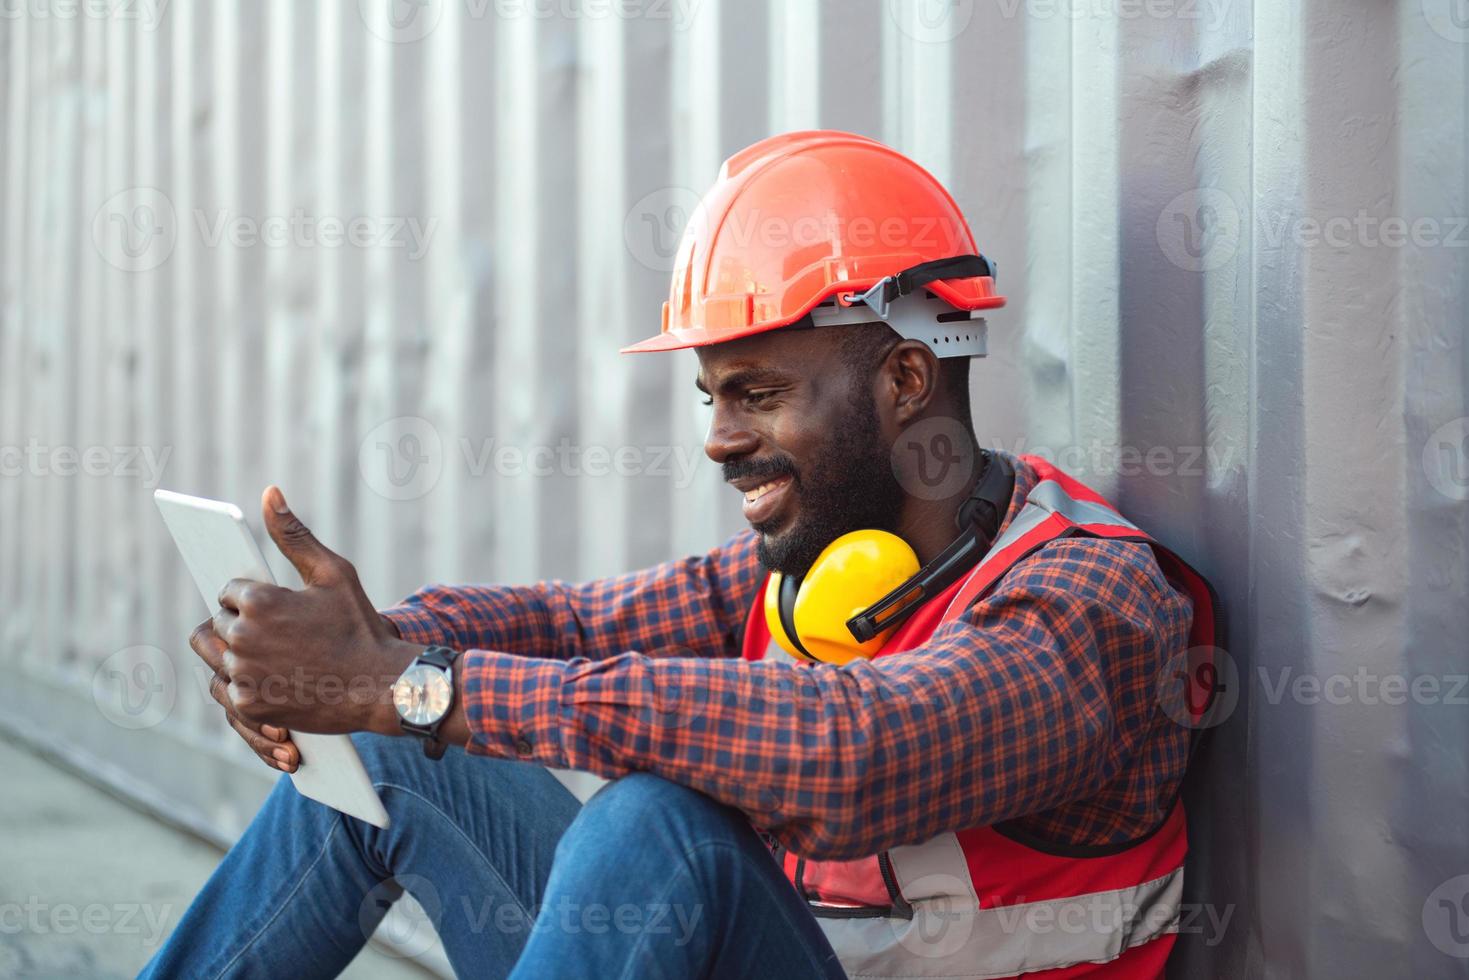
left=693, top=326, right=835, bottom=385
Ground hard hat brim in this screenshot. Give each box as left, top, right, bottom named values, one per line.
left=619, top=318, right=796, bottom=353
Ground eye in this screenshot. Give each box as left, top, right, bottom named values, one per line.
left=700, top=395, right=713, bottom=407
left=747, top=389, right=778, bottom=405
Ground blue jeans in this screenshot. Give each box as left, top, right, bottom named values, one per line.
left=138, top=733, right=845, bottom=979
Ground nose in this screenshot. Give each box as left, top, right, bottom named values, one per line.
left=703, top=403, right=759, bottom=465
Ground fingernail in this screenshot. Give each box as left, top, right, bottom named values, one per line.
left=262, top=725, right=283, bottom=741
left=273, top=747, right=291, bottom=763
left=269, top=486, right=289, bottom=514
left=278, top=760, right=293, bottom=772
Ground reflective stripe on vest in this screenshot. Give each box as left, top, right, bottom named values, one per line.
left=811, top=866, right=1182, bottom=979
left=743, top=457, right=1217, bottom=979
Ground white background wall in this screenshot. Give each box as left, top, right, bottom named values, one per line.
left=2, top=1, right=1467, bottom=976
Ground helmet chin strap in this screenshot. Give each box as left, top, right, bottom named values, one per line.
left=844, top=449, right=1016, bottom=644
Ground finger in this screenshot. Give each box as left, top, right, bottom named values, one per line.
left=218, top=578, right=286, bottom=620
left=228, top=714, right=299, bottom=772
left=217, top=580, right=239, bottom=613
left=261, top=727, right=299, bottom=770
left=211, top=675, right=300, bottom=764
left=261, top=486, right=344, bottom=587
left=189, top=619, right=228, bottom=675
left=211, top=606, right=239, bottom=647
left=208, top=672, right=232, bottom=710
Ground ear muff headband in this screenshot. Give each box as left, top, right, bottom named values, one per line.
left=845, top=526, right=981, bottom=644
left=847, top=451, right=1016, bottom=644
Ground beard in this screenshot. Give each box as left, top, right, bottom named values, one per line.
left=725, top=387, right=908, bottom=578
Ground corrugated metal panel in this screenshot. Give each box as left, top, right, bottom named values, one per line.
left=2, top=2, right=1466, bottom=976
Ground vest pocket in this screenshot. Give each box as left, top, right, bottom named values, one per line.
left=796, top=852, right=915, bottom=920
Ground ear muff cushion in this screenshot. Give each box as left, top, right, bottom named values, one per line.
left=777, top=572, right=816, bottom=660
left=790, top=530, right=921, bottom=665
left=763, top=572, right=805, bottom=659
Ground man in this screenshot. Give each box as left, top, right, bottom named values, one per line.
left=142, top=131, right=1217, bottom=979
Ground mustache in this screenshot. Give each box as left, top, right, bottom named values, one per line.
left=723, top=455, right=797, bottom=486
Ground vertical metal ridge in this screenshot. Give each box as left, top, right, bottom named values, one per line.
left=0, top=8, right=1464, bottom=978
left=490, top=10, right=540, bottom=583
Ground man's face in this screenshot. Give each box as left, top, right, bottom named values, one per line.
left=695, top=327, right=907, bottom=577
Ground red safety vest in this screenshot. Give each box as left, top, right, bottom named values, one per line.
left=742, top=456, right=1220, bottom=979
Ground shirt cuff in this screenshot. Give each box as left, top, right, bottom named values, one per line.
left=380, top=603, right=451, bottom=647
left=460, top=649, right=569, bottom=766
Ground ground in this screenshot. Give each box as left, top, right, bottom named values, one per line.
left=0, top=733, right=434, bottom=979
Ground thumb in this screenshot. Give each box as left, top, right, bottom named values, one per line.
left=262, top=486, right=341, bottom=586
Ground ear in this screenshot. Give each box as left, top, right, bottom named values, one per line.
left=880, top=340, right=943, bottom=425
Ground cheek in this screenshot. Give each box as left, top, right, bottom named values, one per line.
left=769, top=401, right=846, bottom=468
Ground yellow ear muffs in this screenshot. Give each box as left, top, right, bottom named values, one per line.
left=763, top=530, right=921, bottom=665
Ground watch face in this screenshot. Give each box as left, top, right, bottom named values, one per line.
left=394, top=662, right=453, bottom=726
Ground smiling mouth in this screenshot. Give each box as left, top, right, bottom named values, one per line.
left=735, top=472, right=795, bottom=526
left=743, top=480, right=784, bottom=504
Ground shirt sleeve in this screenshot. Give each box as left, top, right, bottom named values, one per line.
left=454, top=535, right=1196, bottom=861
left=379, top=529, right=764, bottom=661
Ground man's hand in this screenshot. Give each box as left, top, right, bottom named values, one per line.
left=190, top=619, right=302, bottom=772
left=204, top=486, right=419, bottom=737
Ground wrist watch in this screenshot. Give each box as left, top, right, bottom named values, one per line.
left=392, top=645, right=460, bottom=759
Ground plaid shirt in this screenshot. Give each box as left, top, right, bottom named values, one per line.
left=381, top=454, right=1195, bottom=861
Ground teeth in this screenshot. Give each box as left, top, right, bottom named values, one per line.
left=744, top=480, right=781, bottom=503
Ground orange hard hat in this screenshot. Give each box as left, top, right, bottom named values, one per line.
left=622, top=130, right=1005, bottom=355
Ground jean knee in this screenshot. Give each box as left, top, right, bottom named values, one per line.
left=589, top=772, right=723, bottom=821
left=560, top=773, right=746, bottom=860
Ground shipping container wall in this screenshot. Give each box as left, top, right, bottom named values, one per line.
left=2, top=2, right=1466, bottom=977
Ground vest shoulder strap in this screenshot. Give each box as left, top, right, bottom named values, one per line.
left=939, top=467, right=1148, bottom=624
left=942, top=457, right=1221, bottom=654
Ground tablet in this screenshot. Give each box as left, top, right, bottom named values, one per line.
left=154, top=489, right=391, bottom=829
